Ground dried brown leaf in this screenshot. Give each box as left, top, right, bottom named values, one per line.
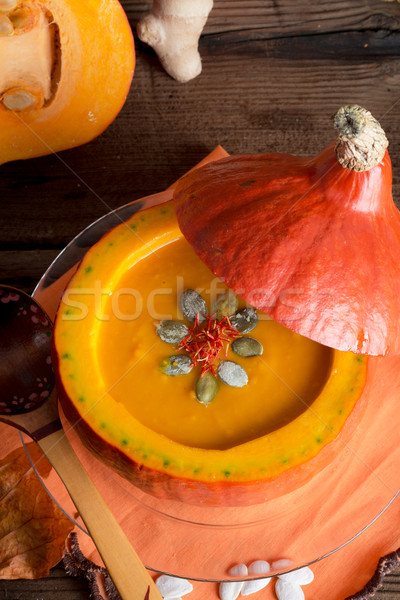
left=0, top=442, right=73, bottom=579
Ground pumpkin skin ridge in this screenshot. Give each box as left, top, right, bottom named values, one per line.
left=173, top=143, right=400, bottom=356
left=53, top=201, right=369, bottom=506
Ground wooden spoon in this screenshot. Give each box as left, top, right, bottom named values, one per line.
left=0, top=285, right=162, bottom=600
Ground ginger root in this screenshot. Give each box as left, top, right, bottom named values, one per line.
left=137, top=0, right=213, bottom=83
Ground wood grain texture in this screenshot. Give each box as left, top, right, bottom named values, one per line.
left=0, top=250, right=59, bottom=292
left=0, top=563, right=89, bottom=599
left=1, top=1, right=400, bottom=249
left=1, top=0, right=400, bottom=598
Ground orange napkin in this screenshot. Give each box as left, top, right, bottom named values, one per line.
left=3, top=147, right=400, bottom=600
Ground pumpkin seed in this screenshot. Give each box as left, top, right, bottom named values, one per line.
left=160, top=355, right=193, bottom=376
left=230, top=307, right=258, bottom=334
left=278, top=566, right=314, bottom=586
left=217, top=360, right=248, bottom=387
left=272, top=559, right=293, bottom=571
left=211, top=291, right=239, bottom=319
left=180, top=289, right=208, bottom=322
left=231, top=336, right=263, bottom=357
left=156, top=574, right=193, bottom=598
left=157, top=320, right=189, bottom=344
left=195, top=372, right=218, bottom=406
left=241, top=560, right=271, bottom=596
left=219, top=564, right=247, bottom=600
left=275, top=579, right=305, bottom=600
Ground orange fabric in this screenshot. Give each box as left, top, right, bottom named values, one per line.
left=3, top=147, right=400, bottom=598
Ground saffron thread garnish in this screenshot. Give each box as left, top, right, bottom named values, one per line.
left=178, top=314, right=240, bottom=376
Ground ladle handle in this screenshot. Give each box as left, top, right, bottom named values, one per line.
left=38, top=429, right=162, bottom=600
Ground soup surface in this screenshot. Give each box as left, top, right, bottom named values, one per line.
left=97, top=236, right=332, bottom=450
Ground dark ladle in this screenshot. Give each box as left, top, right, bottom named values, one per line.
left=0, top=286, right=161, bottom=600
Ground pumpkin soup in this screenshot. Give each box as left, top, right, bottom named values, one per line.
left=54, top=200, right=368, bottom=505
left=96, top=236, right=332, bottom=450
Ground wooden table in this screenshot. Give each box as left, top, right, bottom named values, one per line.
left=1, top=0, right=400, bottom=598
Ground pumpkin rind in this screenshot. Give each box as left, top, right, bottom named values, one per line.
left=53, top=201, right=368, bottom=506
left=173, top=112, right=400, bottom=356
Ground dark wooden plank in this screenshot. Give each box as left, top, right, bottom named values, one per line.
left=0, top=564, right=89, bottom=600
left=0, top=250, right=59, bottom=293
left=1, top=44, right=400, bottom=247
left=0, top=0, right=399, bottom=250
left=124, top=0, right=400, bottom=35
left=204, top=29, right=400, bottom=59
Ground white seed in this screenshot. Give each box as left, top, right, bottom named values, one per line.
left=219, top=563, right=247, bottom=600
left=241, top=579, right=271, bottom=596
left=229, top=563, right=248, bottom=577
left=275, top=579, right=305, bottom=600
left=155, top=574, right=193, bottom=598
left=219, top=581, right=243, bottom=600
left=219, top=582, right=242, bottom=600
left=241, top=560, right=271, bottom=595
left=271, top=559, right=293, bottom=571
left=248, top=560, right=270, bottom=576
left=278, top=566, right=314, bottom=585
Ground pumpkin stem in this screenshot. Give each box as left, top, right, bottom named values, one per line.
left=334, top=105, right=388, bottom=172
left=0, top=12, right=12, bottom=35
left=0, top=1, right=56, bottom=112
left=0, top=0, right=18, bottom=12
left=3, top=87, right=41, bottom=110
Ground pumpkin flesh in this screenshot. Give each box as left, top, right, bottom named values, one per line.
left=53, top=201, right=368, bottom=506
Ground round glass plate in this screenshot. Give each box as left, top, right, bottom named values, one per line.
left=25, top=193, right=400, bottom=583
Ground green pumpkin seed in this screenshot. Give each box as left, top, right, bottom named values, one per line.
left=157, top=320, right=189, bottom=344
left=160, top=355, right=193, bottom=376
left=217, top=360, right=248, bottom=387
left=195, top=372, right=219, bottom=406
left=230, top=307, right=258, bottom=334
left=180, top=289, right=208, bottom=322
left=231, top=336, right=263, bottom=357
left=211, top=291, right=239, bottom=319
